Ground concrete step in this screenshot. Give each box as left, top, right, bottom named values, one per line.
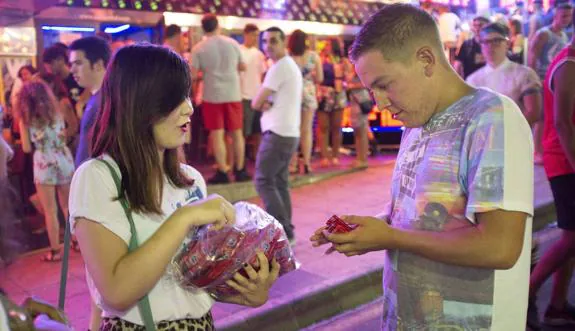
left=207, top=166, right=368, bottom=203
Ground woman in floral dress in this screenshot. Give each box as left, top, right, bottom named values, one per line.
left=16, top=80, right=75, bottom=261
left=288, top=29, right=324, bottom=174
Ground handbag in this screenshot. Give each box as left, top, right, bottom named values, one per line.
left=59, top=158, right=157, bottom=331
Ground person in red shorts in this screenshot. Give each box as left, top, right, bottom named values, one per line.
left=191, top=14, right=250, bottom=184
left=529, top=7, right=575, bottom=328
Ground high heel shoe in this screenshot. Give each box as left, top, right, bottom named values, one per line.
left=303, top=164, right=312, bottom=174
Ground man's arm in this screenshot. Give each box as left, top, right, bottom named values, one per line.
left=527, top=31, right=548, bottom=71
left=552, top=61, right=575, bottom=169
left=238, top=61, right=247, bottom=72
left=251, top=88, right=274, bottom=111
left=190, top=49, right=202, bottom=81
left=522, top=90, right=543, bottom=126
left=390, top=209, right=527, bottom=269
left=322, top=209, right=527, bottom=270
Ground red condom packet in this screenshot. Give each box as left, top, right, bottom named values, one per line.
left=169, top=202, right=299, bottom=297
left=325, top=215, right=357, bottom=233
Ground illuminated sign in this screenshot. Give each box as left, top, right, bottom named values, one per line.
left=62, top=0, right=388, bottom=25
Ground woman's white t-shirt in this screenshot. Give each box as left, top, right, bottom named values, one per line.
left=0, top=300, right=9, bottom=331
left=69, top=155, right=213, bottom=325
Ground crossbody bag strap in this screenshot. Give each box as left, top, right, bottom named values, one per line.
left=58, top=216, right=72, bottom=310
left=95, top=158, right=157, bottom=331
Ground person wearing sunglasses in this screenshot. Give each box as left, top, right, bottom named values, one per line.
left=467, top=23, right=542, bottom=128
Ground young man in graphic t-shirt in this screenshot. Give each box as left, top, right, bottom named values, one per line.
left=311, top=5, right=533, bottom=330
left=252, top=27, right=302, bottom=243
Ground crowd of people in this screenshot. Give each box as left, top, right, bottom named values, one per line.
left=0, top=1, right=574, bottom=330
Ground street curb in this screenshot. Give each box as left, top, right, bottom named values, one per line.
left=216, top=268, right=384, bottom=331
left=207, top=166, right=369, bottom=203
left=215, top=200, right=557, bottom=331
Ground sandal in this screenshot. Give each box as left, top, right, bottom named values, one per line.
left=42, top=249, right=62, bottom=262
left=71, top=239, right=81, bottom=252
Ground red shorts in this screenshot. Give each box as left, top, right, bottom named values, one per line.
left=202, top=102, right=243, bottom=131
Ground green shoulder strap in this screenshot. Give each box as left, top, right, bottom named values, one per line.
left=59, top=158, right=157, bottom=331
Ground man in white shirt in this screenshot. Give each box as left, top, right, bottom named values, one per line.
left=191, top=14, right=250, bottom=184
left=467, top=23, right=542, bottom=127
left=240, top=24, right=267, bottom=158
left=252, top=27, right=302, bottom=243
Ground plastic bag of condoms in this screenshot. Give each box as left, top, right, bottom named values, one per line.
left=171, top=201, right=298, bottom=297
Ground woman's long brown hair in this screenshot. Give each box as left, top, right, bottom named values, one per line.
left=91, top=44, right=194, bottom=214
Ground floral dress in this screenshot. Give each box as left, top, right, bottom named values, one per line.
left=300, top=51, right=319, bottom=111
left=29, top=117, right=75, bottom=185
left=318, top=56, right=348, bottom=112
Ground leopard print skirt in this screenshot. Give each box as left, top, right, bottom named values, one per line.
left=99, top=312, right=214, bottom=331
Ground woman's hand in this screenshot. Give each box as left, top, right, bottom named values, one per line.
left=220, top=252, right=281, bottom=307
left=176, top=194, right=236, bottom=230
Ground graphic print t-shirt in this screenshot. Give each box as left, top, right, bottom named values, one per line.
left=383, top=88, right=533, bottom=330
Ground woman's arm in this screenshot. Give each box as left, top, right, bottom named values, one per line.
left=74, top=195, right=234, bottom=311
left=18, top=120, right=32, bottom=153
left=313, top=52, right=324, bottom=84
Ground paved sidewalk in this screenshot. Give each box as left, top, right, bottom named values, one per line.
left=0, top=160, right=554, bottom=330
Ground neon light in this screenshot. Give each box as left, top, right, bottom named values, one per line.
left=342, top=126, right=405, bottom=133
left=41, top=26, right=95, bottom=32
left=104, top=24, right=130, bottom=33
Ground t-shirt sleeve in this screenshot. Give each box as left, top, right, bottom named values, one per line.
left=519, top=67, right=542, bottom=97
left=466, top=71, right=478, bottom=86
left=462, top=96, right=534, bottom=223
left=69, top=159, right=131, bottom=243
left=0, top=300, right=8, bottom=331
left=181, top=164, right=208, bottom=198
left=262, top=62, right=283, bottom=92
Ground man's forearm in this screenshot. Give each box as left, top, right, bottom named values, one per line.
left=390, top=224, right=524, bottom=270
left=523, top=92, right=542, bottom=126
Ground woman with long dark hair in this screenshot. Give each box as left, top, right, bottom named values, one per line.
left=287, top=29, right=323, bottom=174
left=16, top=81, right=75, bottom=262
left=70, top=44, right=279, bottom=330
